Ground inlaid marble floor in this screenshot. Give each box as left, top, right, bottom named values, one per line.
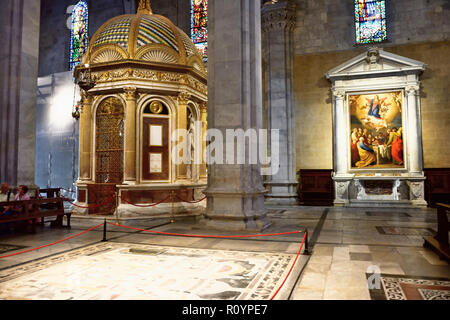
left=287, top=207, right=450, bottom=300
left=0, top=206, right=448, bottom=300
left=0, top=242, right=299, bottom=300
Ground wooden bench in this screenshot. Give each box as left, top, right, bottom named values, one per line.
left=0, top=197, right=71, bottom=233
left=423, top=203, right=450, bottom=262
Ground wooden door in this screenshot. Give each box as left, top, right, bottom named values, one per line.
left=142, top=117, right=170, bottom=181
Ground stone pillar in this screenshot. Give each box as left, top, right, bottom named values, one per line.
left=333, top=89, right=347, bottom=176
left=176, top=92, right=190, bottom=181
left=203, top=0, right=271, bottom=231
left=78, top=92, right=93, bottom=181
left=124, top=87, right=137, bottom=184
left=261, top=0, right=298, bottom=204
left=406, top=85, right=423, bottom=175
left=200, top=102, right=208, bottom=179
left=0, top=0, right=41, bottom=187
left=332, top=89, right=350, bottom=206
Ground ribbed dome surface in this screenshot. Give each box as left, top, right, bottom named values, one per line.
left=85, top=12, right=205, bottom=74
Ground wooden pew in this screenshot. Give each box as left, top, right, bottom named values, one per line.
left=0, top=197, right=71, bottom=233
left=423, top=203, right=450, bottom=262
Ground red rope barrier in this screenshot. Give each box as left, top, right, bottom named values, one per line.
left=270, top=231, right=307, bottom=300
left=0, top=222, right=104, bottom=259
left=120, top=194, right=171, bottom=207
left=175, top=195, right=207, bottom=203
left=63, top=194, right=115, bottom=209
left=108, top=222, right=301, bottom=238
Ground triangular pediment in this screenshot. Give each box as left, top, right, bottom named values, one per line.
left=326, top=48, right=425, bottom=80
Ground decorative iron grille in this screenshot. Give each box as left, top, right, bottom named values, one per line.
left=95, top=97, right=124, bottom=184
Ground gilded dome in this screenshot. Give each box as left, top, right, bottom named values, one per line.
left=83, top=7, right=205, bottom=75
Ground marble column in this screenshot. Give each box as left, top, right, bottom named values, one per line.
left=0, top=0, right=41, bottom=187
left=123, top=87, right=137, bottom=184
left=333, top=89, right=347, bottom=176
left=406, top=85, right=423, bottom=175
left=203, top=0, right=271, bottom=231
left=176, top=92, right=189, bottom=181
left=78, top=92, right=93, bottom=181
left=200, top=102, right=208, bottom=180
left=332, top=89, right=350, bottom=206
left=261, top=0, right=298, bottom=204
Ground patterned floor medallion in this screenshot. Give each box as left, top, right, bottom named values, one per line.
left=367, top=274, right=450, bottom=300
left=375, top=226, right=435, bottom=236
left=0, top=243, right=297, bottom=300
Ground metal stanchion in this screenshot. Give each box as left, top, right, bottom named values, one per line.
left=303, top=228, right=310, bottom=255
left=169, top=190, right=175, bottom=223
left=114, top=191, right=119, bottom=225
left=102, top=218, right=107, bottom=242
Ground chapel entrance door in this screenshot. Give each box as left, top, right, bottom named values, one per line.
left=142, top=117, right=170, bottom=181
left=95, top=97, right=124, bottom=184
left=92, top=97, right=124, bottom=215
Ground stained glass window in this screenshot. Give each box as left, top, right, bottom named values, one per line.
left=191, top=0, right=208, bottom=62
left=355, top=0, right=386, bottom=44
left=70, top=1, right=89, bottom=70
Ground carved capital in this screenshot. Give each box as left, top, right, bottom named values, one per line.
left=261, top=1, right=296, bottom=32
left=199, top=102, right=208, bottom=113
left=178, top=92, right=191, bottom=105
left=406, top=85, right=420, bottom=96
left=81, top=90, right=93, bottom=105
left=124, top=86, right=137, bottom=100
left=332, top=89, right=345, bottom=99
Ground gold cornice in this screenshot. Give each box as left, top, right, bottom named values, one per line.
left=77, top=59, right=207, bottom=83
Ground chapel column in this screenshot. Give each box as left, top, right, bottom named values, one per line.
left=332, top=89, right=350, bottom=206
left=203, top=0, right=271, bottom=231
left=123, top=87, right=137, bottom=184
left=176, top=91, right=190, bottom=181
left=261, top=0, right=298, bottom=204
left=200, top=102, right=208, bottom=180
left=333, top=89, right=347, bottom=176
left=0, top=0, right=41, bottom=187
left=406, top=85, right=423, bottom=175
left=78, top=91, right=93, bottom=181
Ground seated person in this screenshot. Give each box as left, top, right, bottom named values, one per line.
left=1, top=185, right=30, bottom=216
left=0, top=183, right=11, bottom=213
left=0, top=183, right=10, bottom=202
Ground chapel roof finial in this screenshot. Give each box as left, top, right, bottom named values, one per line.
left=138, top=0, right=153, bottom=14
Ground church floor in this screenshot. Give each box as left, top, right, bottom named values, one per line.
left=0, top=206, right=448, bottom=300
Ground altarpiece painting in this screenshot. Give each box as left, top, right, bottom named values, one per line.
left=349, top=91, right=405, bottom=169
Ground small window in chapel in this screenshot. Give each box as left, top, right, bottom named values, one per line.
left=69, top=1, right=89, bottom=70
left=355, top=0, right=387, bottom=44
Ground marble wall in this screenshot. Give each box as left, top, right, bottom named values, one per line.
left=292, top=0, right=450, bottom=171
left=293, top=0, right=450, bottom=55
left=293, top=41, right=450, bottom=170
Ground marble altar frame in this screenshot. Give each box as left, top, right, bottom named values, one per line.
left=326, top=48, right=427, bottom=207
